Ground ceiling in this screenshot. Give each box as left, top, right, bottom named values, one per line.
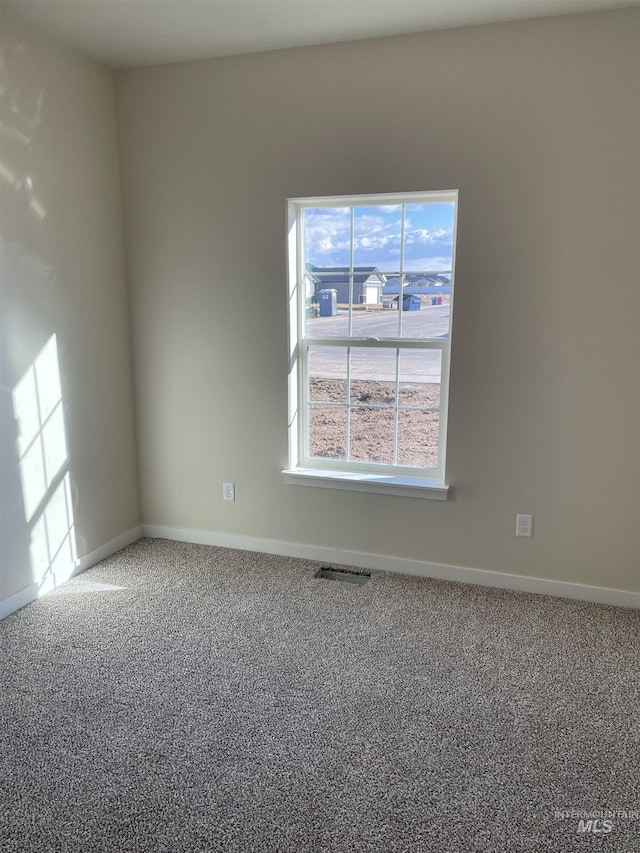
left=0, top=0, right=636, bottom=68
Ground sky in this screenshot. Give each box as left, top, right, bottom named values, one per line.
left=304, top=203, right=455, bottom=272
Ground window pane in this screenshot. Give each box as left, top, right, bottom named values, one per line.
left=304, top=290, right=349, bottom=338
left=396, top=288, right=451, bottom=338
left=303, top=207, right=351, bottom=336
left=398, top=202, right=454, bottom=338
left=349, top=348, right=396, bottom=405
left=349, top=406, right=395, bottom=465
left=397, top=409, right=440, bottom=468
left=350, top=206, right=394, bottom=336
left=398, top=349, right=441, bottom=408
left=308, top=346, right=347, bottom=403
left=350, top=292, right=401, bottom=337
left=353, top=204, right=402, bottom=269
left=304, top=271, right=350, bottom=336
left=403, top=202, right=455, bottom=273
left=309, top=405, right=346, bottom=460
left=304, top=207, right=351, bottom=269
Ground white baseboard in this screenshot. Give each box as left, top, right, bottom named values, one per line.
left=0, top=583, right=40, bottom=620
left=0, top=525, right=143, bottom=620
left=143, top=524, right=639, bottom=609
left=4, top=523, right=636, bottom=615
left=73, top=526, right=143, bottom=575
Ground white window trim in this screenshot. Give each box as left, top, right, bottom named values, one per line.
left=284, top=190, right=458, bottom=500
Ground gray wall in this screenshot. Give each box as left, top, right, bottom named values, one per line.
left=115, top=9, right=639, bottom=593
left=1, top=21, right=140, bottom=603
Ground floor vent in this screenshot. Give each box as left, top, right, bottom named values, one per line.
left=315, top=567, right=371, bottom=585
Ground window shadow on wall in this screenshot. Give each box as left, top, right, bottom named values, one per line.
left=12, top=333, right=77, bottom=595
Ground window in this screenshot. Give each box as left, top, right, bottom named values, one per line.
left=284, top=191, right=458, bottom=499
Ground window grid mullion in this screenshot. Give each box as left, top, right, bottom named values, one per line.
left=302, top=340, right=448, bottom=356
left=393, top=348, right=399, bottom=465
left=346, top=207, right=354, bottom=460
left=307, top=401, right=439, bottom=413
left=348, top=207, right=354, bottom=337
left=345, top=346, right=352, bottom=461
left=298, top=207, right=310, bottom=466
left=398, top=204, right=405, bottom=338
left=302, top=337, right=447, bottom=349
left=435, top=343, right=451, bottom=471
left=310, top=268, right=452, bottom=277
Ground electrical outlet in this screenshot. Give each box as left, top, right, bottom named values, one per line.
left=223, top=482, right=235, bottom=502
left=516, top=514, right=533, bottom=538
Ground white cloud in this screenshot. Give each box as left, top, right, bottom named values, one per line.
left=403, top=256, right=453, bottom=271
left=304, top=209, right=351, bottom=258
left=304, top=206, right=454, bottom=268
left=355, top=232, right=401, bottom=251
left=406, top=228, right=453, bottom=246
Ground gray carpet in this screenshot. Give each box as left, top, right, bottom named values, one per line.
left=1, top=538, right=638, bottom=852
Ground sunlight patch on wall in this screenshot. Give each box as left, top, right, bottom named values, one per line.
left=29, top=473, right=77, bottom=591
left=12, top=334, right=77, bottom=591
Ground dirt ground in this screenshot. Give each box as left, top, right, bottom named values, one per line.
left=308, top=378, right=440, bottom=467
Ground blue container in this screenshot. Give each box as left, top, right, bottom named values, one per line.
left=318, top=289, right=337, bottom=317
left=403, top=294, right=421, bottom=311
left=431, top=296, right=438, bottom=305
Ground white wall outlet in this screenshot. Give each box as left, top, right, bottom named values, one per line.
left=223, top=482, right=235, bottom=502
left=516, top=514, right=533, bottom=538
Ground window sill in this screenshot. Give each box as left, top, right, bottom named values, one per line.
left=282, top=468, right=449, bottom=500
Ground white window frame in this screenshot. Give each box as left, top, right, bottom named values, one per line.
left=284, top=190, right=458, bottom=500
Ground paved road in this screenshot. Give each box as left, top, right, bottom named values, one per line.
left=306, top=301, right=450, bottom=339
left=307, top=303, right=448, bottom=383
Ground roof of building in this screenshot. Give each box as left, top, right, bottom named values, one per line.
left=306, top=264, right=386, bottom=287
left=386, top=273, right=451, bottom=286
